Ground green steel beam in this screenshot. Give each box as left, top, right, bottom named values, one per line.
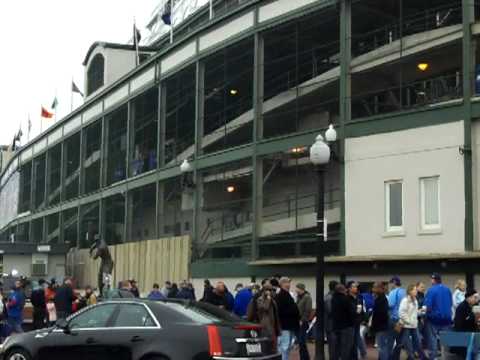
left=196, top=144, right=253, bottom=169
left=251, top=21, right=263, bottom=260
left=345, top=102, right=464, bottom=138
left=339, top=0, right=351, bottom=256
left=462, top=0, right=475, bottom=252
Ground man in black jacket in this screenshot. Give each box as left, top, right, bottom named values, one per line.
left=371, top=282, right=391, bottom=360
left=331, top=284, right=356, bottom=360
left=452, top=289, right=479, bottom=357
left=31, top=279, right=47, bottom=329
left=276, top=277, right=300, bottom=360
left=348, top=281, right=367, bottom=359
left=54, top=278, right=75, bottom=320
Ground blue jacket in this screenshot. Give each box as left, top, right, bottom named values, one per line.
left=7, top=289, right=25, bottom=320
left=147, top=290, right=166, bottom=301
left=226, top=291, right=234, bottom=312
left=177, top=288, right=195, bottom=300
left=424, top=284, right=453, bottom=326
left=388, top=287, right=406, bottom=322
left=233, top=288, right=252, bottom=317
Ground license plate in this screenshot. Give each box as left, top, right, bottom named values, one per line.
left=246, top=343, right=262, bottom=355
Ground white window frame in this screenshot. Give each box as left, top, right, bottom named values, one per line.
left=385, top=180, right=404, bottom=233
left=420, top=176, right=441, bottom=231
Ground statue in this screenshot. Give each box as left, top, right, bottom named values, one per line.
left=89, top=235, right=114, bottom=297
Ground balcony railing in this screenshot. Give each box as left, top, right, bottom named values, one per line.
left=352, top=3, right=462, bottom=58
left=195, top=190, right=341, bottom=261
left=351, top=72, right=462, bottom=120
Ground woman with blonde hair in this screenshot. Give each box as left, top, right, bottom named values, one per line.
left=452, top=279, right=466, bottom=311
left=399, top=284, right=427, bottom=360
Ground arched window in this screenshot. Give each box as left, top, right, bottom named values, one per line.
left=87, top=54, right=105, bottom=96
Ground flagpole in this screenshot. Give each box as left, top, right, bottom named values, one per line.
left=71, top=77, right=74, bottom=112
left=170, top=0, right=174, bottom=44
left=54, top=89, right=58, bottom=123
left=134, top=18, right=140, bottom=66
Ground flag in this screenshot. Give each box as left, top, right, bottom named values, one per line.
left=72, top=81, right=84, bottom=97
left=41, top=106, right=54, bottom=119
left=133, top=24, right=142, bottom=48
left=12, top=128, right=22, bottom=151
left=51, top=97, right=58, bottom=109
left=28, top=116, right=32, bottom=134
left=162, top=1, right=172, bottom=25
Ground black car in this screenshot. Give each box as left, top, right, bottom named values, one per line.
left=0, top=299, right=280, bottom=360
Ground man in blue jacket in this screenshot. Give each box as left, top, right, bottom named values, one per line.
left=7, top=280, right=26, bottom=334
left=424, top=273, right=452, bottom=360
left=234, top=284, right=253, bottom=318
left=387, top=276, right=406, bottom=360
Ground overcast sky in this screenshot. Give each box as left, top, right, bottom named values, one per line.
left=0, top=0, right=158, bottom=145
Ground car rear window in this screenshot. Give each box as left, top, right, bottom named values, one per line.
left=159, top=301, right=241, bottom=324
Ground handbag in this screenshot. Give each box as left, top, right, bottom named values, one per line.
left=393, top=321, right=404, bottom=333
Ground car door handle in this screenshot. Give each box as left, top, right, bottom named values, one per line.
left=131, top=336, right=144, bottom=343
left=86, top=337, right=98, bottom=344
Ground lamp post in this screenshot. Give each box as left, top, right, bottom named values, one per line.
left=309, top=124, right=336, bottom=360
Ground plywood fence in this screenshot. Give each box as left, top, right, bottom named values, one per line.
left=66, top=236, right=191, bottom=294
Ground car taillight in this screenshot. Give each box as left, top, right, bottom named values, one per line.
left=207, top=325, right=223, bottom=356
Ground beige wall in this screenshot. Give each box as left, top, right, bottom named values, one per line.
left=471, top=121, right=480, bottom=251
left=68, top=236, right=191, bottom=294
left=345, top=121, right=465, bottom=257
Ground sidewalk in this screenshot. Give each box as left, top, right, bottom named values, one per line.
left=289, top=343, right=387, bottom=360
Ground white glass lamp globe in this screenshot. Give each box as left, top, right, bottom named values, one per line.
left=180, top=159, right=193, bottom=173
left=325, top=124, right=337, bottom=142
left=310, top=135, right=331, bottom=166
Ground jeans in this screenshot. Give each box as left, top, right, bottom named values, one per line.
left=356, top=325, right=368, bottom=358
left=327, top=330, right=337, bottom=359
left=389, top=320, right=403, bottom=360
left=401, top=328, right=427, bottom=360
left=425, top=321, right=451, bottom=360
left=7, top=317, right=23, bottom=333
left=377, top=330, right=394, bottom=360
left=297, top=322, right=310, bottom=360
left=278, top=330, right=295, bottom=360
left=332, top=327, right=355, bottom=360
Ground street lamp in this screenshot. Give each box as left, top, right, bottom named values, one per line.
left=180, top=159, right=193, bottom=174
left=309, top=125, right=337, bottom=360
left=180, top=159, right=194, bottom=189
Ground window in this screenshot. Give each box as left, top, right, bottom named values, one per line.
left=420, top=176, right=440, bottom=230
left=113, top=304, right=156, bottom=328
left=87, top=54, right=104, bottom=96
left=385, top=181, right=403, bottom=232
left=69, top=304, right=117, bottom=329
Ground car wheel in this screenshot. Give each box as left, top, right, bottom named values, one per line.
left=7, top=349, right=31, bottom=360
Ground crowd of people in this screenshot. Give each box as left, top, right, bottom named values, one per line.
left=0, top=277, right=97, bottom=336
left=195, top=274, right=480, bottom=360
left=0, top=272, right=477, bottom=360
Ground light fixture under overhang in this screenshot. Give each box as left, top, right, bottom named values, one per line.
left=290, top=146, right=307, bottom=154
left=226, top=185, right=236, bottom=193
left=417, top=62, right=429, bottom=72
left=229, top=89, right=238, bottom=95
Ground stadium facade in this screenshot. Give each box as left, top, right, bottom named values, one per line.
left=0, top=0, right=479, bottom=295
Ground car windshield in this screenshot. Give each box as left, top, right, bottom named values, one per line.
left=160, top=301, right=241, bottom=324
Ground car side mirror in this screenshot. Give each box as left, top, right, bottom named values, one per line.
left=56, top=319, right=70, bottom=334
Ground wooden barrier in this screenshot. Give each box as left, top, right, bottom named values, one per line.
left=66, top=236, right=191, bottom=294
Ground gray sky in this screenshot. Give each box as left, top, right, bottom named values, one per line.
left=0, top=0, right=157, bottom=145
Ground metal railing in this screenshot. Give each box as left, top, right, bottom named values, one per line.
left=352, top=3, right=462, bottom=57
left=195, top=190, right=341, bottom=260
left=351, top=72, right=462, bottom=120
